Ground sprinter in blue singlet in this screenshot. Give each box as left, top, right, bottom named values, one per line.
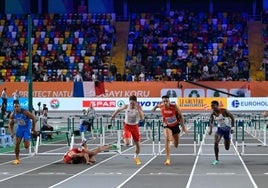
left=8, top=101, right=37, bottom=165
left=208, top=100, right=235, bottom=165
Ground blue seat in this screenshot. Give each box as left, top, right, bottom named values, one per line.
left=78, top=31, right=84, bottom=38
left=68, top=37, right=74, bottom=44
left=41, top=50, right=47, bottom=57
left=76, top=44, right=82, bottom=50
left=68, top=63, right=74, bottom=70
left=39, top=37, right=44, bottom=43
left=47, top=69, right=52, bottom=76
left=11, top=69, right=17, bottom=76
left=50, top=31, right=55, bottom=38
left=52, top=44, right=58, bottom=51
left=207, top=43, right=213, bottom=50
left=75, top=50, right=81, bottom=56
left=0, top=135, right=13, bottom=148
left=242, top=49, right=249, bottom=56
left=64, top=56, right=70, bottom=64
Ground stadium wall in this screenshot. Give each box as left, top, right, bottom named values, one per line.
left=0, top=81, right=267, bottom=99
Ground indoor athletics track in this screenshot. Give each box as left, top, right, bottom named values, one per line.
left=0, top=112, right=267, bottom=188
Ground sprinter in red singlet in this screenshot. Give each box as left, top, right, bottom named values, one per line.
left=152, top=95, right=187, bottom=165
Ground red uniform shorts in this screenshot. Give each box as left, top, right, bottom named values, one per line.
left=123, top=123, right=140, bottom=142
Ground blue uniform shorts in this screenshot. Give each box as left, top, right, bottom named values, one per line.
left=216, top=126, right=231, bottom=140
left=16, top=126, right=32, bottom=141
left=79, top=124, right=87, bottom=132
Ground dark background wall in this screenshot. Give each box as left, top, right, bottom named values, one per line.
left=0, top=0, right=264, bottom=16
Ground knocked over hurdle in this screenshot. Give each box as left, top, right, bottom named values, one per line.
left=34, top=116, right=75, bottom=155
left=35, top=115, right=122, bottom=155
left=37, top=116, right=72, bottom=145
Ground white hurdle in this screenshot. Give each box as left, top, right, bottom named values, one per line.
left=71, top=115, right=122, bottom=154
left=37, top=116, right=71, bottom=145
left=33, top=116, right=74, bottom=156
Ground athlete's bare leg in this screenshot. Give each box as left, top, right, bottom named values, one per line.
left=214, top=134, right=222, bottom=161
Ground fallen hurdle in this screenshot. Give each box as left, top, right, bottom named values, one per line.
left=37, top=116, right=72, bottom=146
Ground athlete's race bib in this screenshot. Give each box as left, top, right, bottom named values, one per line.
left=166, top=116, right=177, bottom=125
left=127, top=117, right=137, bottom=124
left=17, top=119, right=26, bottom=126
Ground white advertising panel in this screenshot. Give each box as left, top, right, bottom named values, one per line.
left=32, top=98, right=177, bottom=111
left=227, top=98, right=268, bottom=111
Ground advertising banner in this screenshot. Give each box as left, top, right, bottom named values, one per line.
left=2, top=98, right=28, bottom=111
left=177, top=97, right=227, bottom=111
left=28, top=98, right=176, bottom=112
left=2, top=97, right=268, bottom=112
left=227, top=97, right=268, bottom=111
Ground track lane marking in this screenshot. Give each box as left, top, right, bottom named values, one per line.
left=49, top=139, right=151, bottom=188
left=0, top=158, right=63, bottom=182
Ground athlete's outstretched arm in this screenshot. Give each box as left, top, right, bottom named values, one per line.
left=24, top=110, right=37, bottom=135
left=8, top=112, right=15, bottom=138
left=225, top=110, right=235, bottom=133
left=151, top=103, right=161, bottom=112
left=136, top=103, right=144, bottom=120
left=175, top=105, right=187, bottom=133
left=111, top=105, right=127, bottom=119
left=208, top=113, right=215, bottom=135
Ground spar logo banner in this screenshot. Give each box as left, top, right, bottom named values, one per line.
left=177, top=98, right=227, bottom=111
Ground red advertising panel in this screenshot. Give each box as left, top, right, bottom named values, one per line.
left=0, top=82, right=73, bottom=97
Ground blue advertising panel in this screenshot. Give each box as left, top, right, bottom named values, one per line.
left=1, top=98, right=28, bottom=111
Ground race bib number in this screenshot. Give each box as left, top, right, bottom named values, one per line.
left=127, top=117, right=136, bottom=124
left=17, top=119, right=26, bottom=126
left=166, top=116, right=177, bottom=125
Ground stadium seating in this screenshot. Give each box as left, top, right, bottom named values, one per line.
left=127, top=11, right=249, bottom=81
left=0, top=13, right=115, bottom=82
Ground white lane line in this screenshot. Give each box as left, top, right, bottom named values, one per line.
left=117, top=136, right=193, bottom=186
left=185, top=133, right=205, bottom=188
left=38, top=172, right=66, bottom=175
left=0, top=155, right=34, bottom=166
left=149, top=172, right=179, bottom=176
left=0, top=172, right=9, bottom=175
left=0, top=158, right=63, bottom=182
left=206, top=172, right=235, bottom=175
left=94, top=172, right=122, bottom=175
left=49, top=154, right=120, bottom=188
left=231, top=139, right=258, bottom=188
left=117, top=152, right=162, bottom=188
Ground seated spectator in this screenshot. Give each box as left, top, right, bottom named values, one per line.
left=40, top=109, right=54, bottom=139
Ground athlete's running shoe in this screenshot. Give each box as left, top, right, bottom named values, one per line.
left=211, top=160, right=219, bottom=165
left=111, top=144, right=119, bottom=151
left=164, top=159, right=171, bottom=165
left=13, top=159, right=20, bottom=165
left=80, top=138, right=87, bottom=146
left=134, top=156, right=141, bottom=165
